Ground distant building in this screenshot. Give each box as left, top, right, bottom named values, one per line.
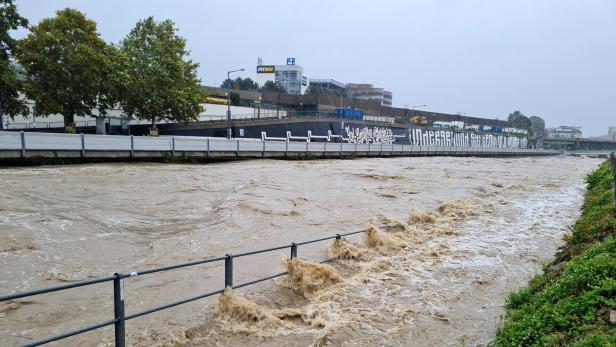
left=308, top=79, right=346, bottom=94
left=547, top=126, right=583, bottom=139
left=255, top=59, right=308, bottom=95
left=344, top=83, right=393, bottom=106
left=608, top=127, right=616, bottom=141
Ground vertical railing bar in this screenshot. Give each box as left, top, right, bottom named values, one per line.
left=224, top=254, right=233, bottom=288
left=113, top=273, right=125, bottom=347
left=262, top=139, right=265, bottom=157
left=130, top=135, right=134, bottom=158
left=290, top=242, right=297, bottom=259
left=285, top=139, right=289, bottom=157
left=80, top=133, right=85, bottom=158
left=20, top=131, right=25, bottom=158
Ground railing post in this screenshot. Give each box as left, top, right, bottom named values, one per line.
left=368, top=142, right=371, bottom=155
left=206, top=138, right=210, bottom=157
left=236, top=138, right=240, bottom=157
left=130, top=135, right=134, bottom=158
left=290, top=242, right=297, bottom=259
left=20, top=131, right=25, bottom=158
left=380, top=142, right=383, bottom=156
left=113, top=273, right=126, bottom=347
left=171, top=137, right=175, bottom=156
left=224, top=254, right=233, bottom=288
left=285, top=139, right=289, bottom=157
left=80, top=133, right=85, bottom=158
left=262, top=139, right=265, bottom=157
left=339, top=141, right=343, bottom=157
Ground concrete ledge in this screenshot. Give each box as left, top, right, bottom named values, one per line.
left=0, top=148, right=560, bottom=166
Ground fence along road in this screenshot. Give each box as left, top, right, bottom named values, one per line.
left=0, top=131, right=558, bottom=161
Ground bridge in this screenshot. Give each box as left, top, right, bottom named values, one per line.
left=0, top=131, right=558, bottom=164
left=544, top=137, right=616, bottom=151
left=563, top=150, right=615, bottom=157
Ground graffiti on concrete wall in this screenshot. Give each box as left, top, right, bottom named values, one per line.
left=344, top=126, right=394, bottom=144
left=408, top=128, right=528, bottom=148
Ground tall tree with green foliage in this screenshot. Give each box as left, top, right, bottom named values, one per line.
left=507, top=110, right=534, bottom=138
left=17, top=8, right=123, bottom=129
left=0, top=0, right=29, bottom=129
left=120, top=17, right=203, bottom=129
left=529, top=115, right=546, bottom=139
left=221, top=77, right=259, bottom=91
left=260, top=80, right=286, bottom=94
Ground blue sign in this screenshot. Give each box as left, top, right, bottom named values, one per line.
left=286, top=58, right=295, bottom=65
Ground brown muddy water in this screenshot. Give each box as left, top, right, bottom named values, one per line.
left=0, top=156, right=602, bottom=346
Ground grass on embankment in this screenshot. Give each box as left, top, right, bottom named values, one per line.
left=495, top=161, right=616, bottom=346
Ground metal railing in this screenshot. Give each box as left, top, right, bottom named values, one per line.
left=0, top=131, right=556, bottom=159
left=0, top=229, right=365, bottom=347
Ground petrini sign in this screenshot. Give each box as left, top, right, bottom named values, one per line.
left=408, top=128, right=527, bottom=148
left=256, top=65, right=275, bottom=73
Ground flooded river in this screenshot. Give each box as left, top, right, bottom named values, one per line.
left=0, top=156, right=601, bottom=346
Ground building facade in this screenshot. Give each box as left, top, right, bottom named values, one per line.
left=547, top=126, right=583, bottom=139
left=256, top=60, right=308, bottom=95
left=308, top=79, right=346, bottom=94
left=344, top=83, right=393, bottom=106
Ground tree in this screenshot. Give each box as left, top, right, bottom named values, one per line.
left=507, top=110, right=534, bottom=138
left=529, top=116, right=545, bottom=139
left=17, top=8, right=122, bottom=129
left=260, top=80, right=286, bottom=94
left=120, top=17, right=203, bottom=129
left=0, top=0, right=29, bottom=129
left=230, top=92, right=240, bottom=106
left=220, top=77, right=258, bottom=91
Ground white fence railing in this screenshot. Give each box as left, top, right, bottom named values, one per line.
left=0, top=131, right=558, bottom=157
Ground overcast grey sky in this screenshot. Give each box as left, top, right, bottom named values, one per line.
left=13, top=0, right=616, bottom=136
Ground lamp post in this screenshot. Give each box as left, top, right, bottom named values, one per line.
left=227, top=68, right=244, bottom=139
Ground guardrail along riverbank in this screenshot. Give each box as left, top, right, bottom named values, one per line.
left=495, top=157, right=616, bottom=346
left=0, top=228, right=370, bottom=346
left=0, top=131, right=558, bottom=165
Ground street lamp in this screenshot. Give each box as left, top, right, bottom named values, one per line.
left=227, top=68, right=244, bottom=139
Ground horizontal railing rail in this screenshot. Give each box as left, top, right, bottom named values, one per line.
left=0, top=229, right=363, bottom=347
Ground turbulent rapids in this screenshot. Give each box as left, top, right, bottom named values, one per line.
left=0, top=156, right=601, bottom=346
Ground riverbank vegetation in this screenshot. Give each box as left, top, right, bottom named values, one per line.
left=495, top=160, right=616, bottom=346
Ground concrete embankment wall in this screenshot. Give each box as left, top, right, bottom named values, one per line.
left=0, top=131, right=558, bottom=166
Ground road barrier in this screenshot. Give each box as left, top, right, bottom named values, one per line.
left=0, top=230, right=366, bottom=346
left=0, top=131, right=558, bottom=161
